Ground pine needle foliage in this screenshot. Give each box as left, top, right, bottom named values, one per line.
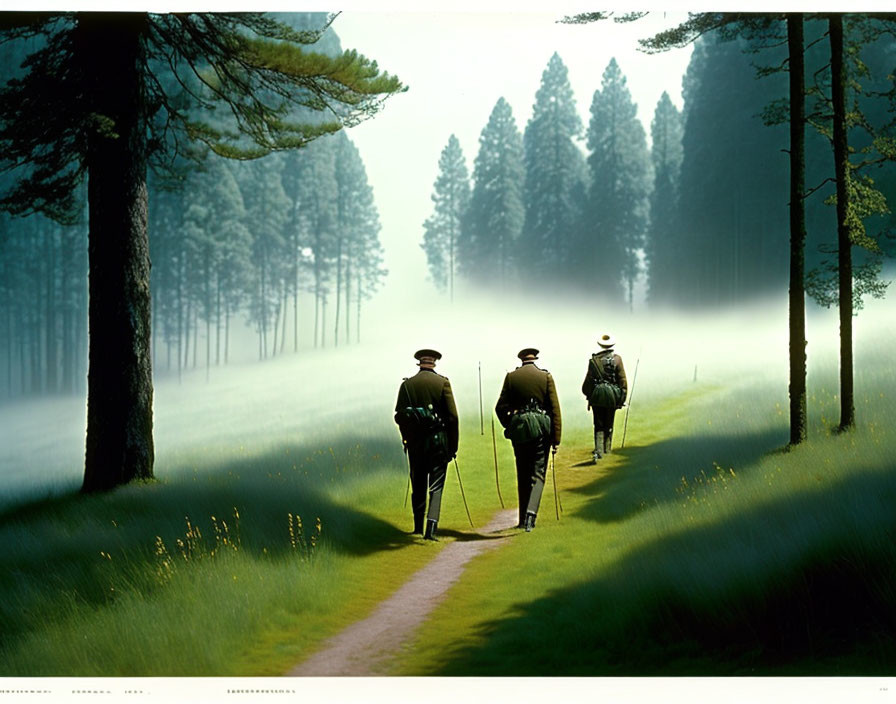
left=0, top=12, right=405, bottom=223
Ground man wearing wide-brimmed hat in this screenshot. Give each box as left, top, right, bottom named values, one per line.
left=582, top=333, right=627, bottom=462
left=495, top=348, right=562, bottom=532
left=394, top=349, right=459, bottom=541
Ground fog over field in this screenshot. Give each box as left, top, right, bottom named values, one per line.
left=1, top=285, right=892, bottom=505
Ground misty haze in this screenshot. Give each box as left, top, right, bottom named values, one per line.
left=0, top=7, right=895, bottom=689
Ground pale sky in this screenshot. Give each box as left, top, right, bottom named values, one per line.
left=332, top=9, right=694, bottom=307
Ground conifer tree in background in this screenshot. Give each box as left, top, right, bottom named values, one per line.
left=237, top=155, right=290, bottom=361
left=351, top=189, right=388, bottom=344
left=646, top=92, right=684, bottom=306
left=333, top=133, right=383, bottom=346
left=521, top=53, right=587, bottom=283
left=458, top=97, right=525, bottom=289
left=583, top=58, right=652, bottom=307
left=284, top=138, right=339, bottom=349
left=203, top=158, right=252, bottom=370
left=0, top=12, right=403, bottom=492
left=422, top=134, right=470, bottom=300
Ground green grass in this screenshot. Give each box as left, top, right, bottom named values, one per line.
left=1, top=319, right=894, bottom=676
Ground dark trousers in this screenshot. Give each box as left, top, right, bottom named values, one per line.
left=408, top=446, right=447, bottom=528
left=591, top=406, right=617, bottom=434
left=512, top=436, right=550, bottom=524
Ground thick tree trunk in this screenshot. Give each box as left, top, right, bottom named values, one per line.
left=788, top=14, right=808, bottom=445
left=829, top=14, right=855, bottom=431
left=81, top=12, right=154, bottom=492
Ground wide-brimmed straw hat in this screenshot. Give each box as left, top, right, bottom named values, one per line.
left=597, top=334, right=615, bottom=348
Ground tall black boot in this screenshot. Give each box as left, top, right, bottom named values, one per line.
left=424, top=519, right=438, bottom=541
left=524, top=511, right=536, bottom=533
left=413, top=507, right=424, bottom=535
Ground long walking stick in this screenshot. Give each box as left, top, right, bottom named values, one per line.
left=478, top=362, right=484, bottom=435
left=403, top=445, right=411, bottom=508
left=491, top=417, right=505, bottom=508
left=453, top=458, right=475, bottom=529
left=621, top=355, right=640, bottom=449
left=551, top=446, right=561, bottom=520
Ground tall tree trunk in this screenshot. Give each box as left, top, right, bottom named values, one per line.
left=176, top=254, right=183, bottom=383
left=81, top=12, right=154, bottom=492
left=215, top=276, right=222, bottom=366
left=334, top=238, right=342, bottom=347
left=205, top=246, right=211, bottom=382
left=356, top=276, right=361, bottom=344
left=313, top=260, right=320, bottom=349
left=75, top=253, right=87, bottom=394
left=293, top=268, right=299, bottom=353
left=272, top=294, right=281, bottom=357
left=345, top=257, right=351, bottom=345
left=260, top=255, right=268, bottom=360
left=183, top=297, right=192, bottom=370
left=225, top=301, right=230, bottom=365
left=279, top=286, right=288, bottom=355
left=829, top=14, right=855, bottom=431
left=788, top=14, right=808, bottom=445
left=44, top=225, right=57, bottom=394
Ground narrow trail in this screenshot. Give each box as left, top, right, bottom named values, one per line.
left=287, top=507, right=520, bottom=676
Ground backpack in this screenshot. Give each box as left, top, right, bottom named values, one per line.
left=504, top=399, right=551, bottom=444
left=397, top=404, right=451, bottom=463
left=589, top=354, right=624, bottom=408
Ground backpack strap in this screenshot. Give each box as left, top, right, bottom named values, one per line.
left=590, top=354, right=609, bottom=384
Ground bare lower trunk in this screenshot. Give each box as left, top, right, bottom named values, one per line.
left=830, top=14, right=855, bottom=431
left=788, top=14, right=808, bottom=445
left=81, top=12, right=154, bottom=492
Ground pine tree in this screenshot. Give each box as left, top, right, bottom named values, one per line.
left=583, top=58, right=652, bottom=306
left=421, top=134, right=470, bottom=300
left=521, top=53, right=586, bottom=283
left=458, top=97, right=525, bottom=289
left=236, top=155, right=291, bottom=360
left=0, top=12, right=402, bottom=491
left=646, top=92, right=684, bottom=306
left=333, top=133, right=382, bottom=345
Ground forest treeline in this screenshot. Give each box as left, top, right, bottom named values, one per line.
left=422, top=17, right=895, bottom=308
left=0, top=14, right=386, bottom=399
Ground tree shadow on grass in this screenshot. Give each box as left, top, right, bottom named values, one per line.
left=0, top=433, right=417, bottom=644
left=568, top=427, right=786, bottom=524
left=429, top=466, right=896, bottom=676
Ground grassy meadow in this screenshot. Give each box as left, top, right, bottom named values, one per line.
left=0, top=295, right=894, bottom=676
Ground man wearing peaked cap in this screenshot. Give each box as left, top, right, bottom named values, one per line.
left=495, top=347, right=561, bottom=532
left=394, top=348, right=459, bottom=541
left=582, top=333, right=627, bottom=462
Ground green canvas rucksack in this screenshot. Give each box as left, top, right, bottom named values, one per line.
left=397, top=404, right=451, bottom=462
left=504, top=400, right=551, bottom=444
left=589, top=353, right=624, bottom=408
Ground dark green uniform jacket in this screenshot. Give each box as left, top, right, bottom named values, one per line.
left=495, top=361, right=562, bottom=446
left=395, top=369, right=459, bottom=456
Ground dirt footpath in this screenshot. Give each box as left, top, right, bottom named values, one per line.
left=287, top=507, right=519, bottom=676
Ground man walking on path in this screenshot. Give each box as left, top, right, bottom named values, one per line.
left=582, top=333, right=627, bottom=463
left=495, top=348, right=561, bottom=532
left=395, top=349, right=459, bottom=541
